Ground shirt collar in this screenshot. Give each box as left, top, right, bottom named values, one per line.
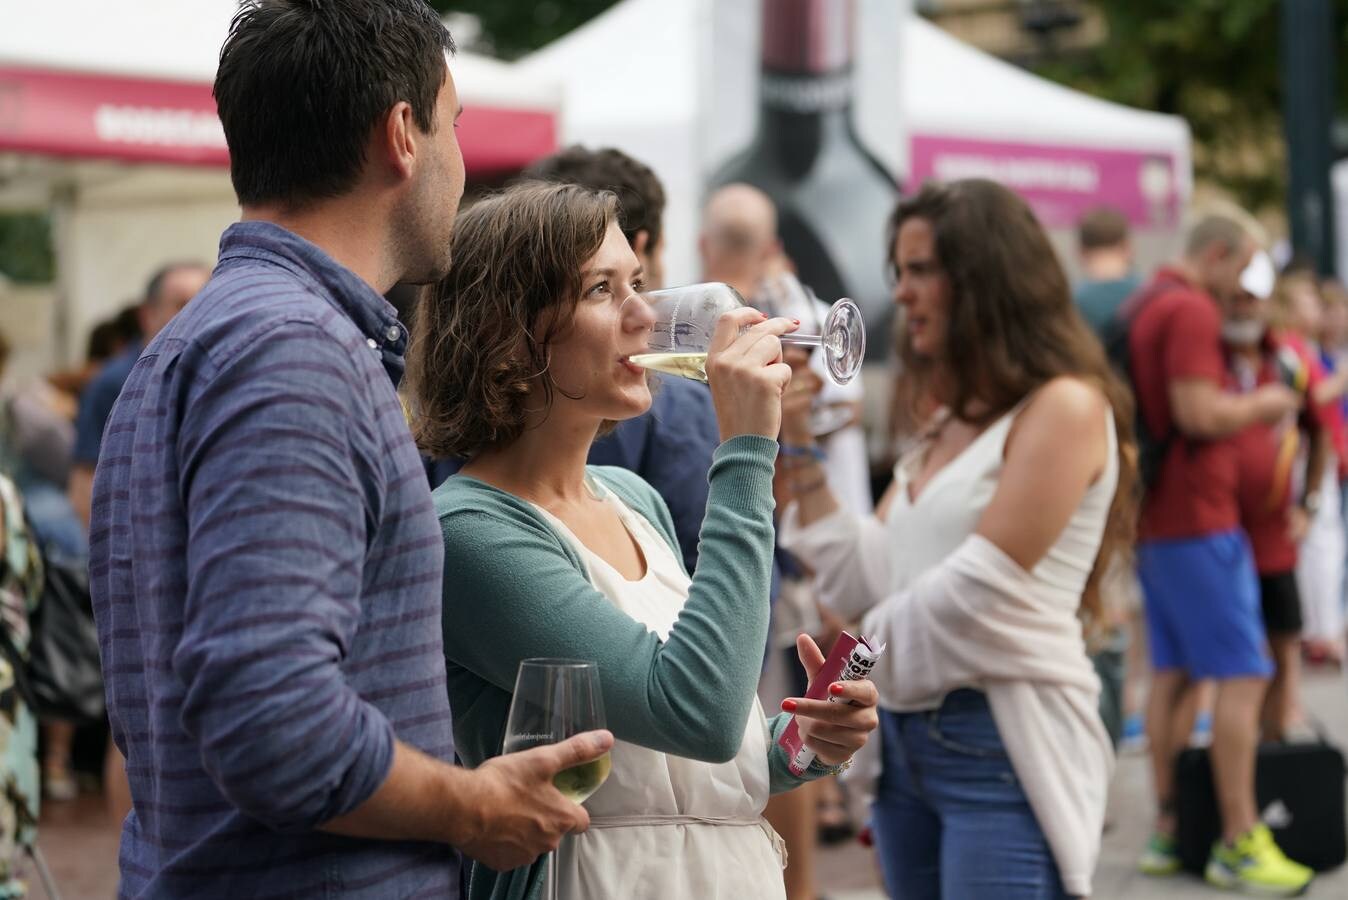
left=217, top=221, right=409, bottom=384
left=1155, top=265, right=1196, bottom=291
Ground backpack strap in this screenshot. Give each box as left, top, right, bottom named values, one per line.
left=1116, top=273, right=1196, bottom=488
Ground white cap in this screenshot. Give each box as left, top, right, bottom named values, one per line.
left=1240, top=250, right=1276, bottom=300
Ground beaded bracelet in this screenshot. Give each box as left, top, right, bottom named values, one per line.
left=811, top=757, right=853, bottom=777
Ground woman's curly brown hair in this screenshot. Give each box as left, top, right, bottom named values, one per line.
left=407, top=181, right=618, bottom=460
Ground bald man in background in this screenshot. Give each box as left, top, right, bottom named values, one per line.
left=700, top=183, right=783, bottom=298
left=702, top=183, right=834, bottom=900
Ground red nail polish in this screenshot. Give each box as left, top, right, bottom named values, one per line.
left=792, top=318, right=801, bottom=325
left=781, top=699, right=798, bottom=712
left=829, top=683, right=844, bottom=696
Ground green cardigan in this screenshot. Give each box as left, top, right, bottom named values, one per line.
left=434, top=435, right=828, bottom=900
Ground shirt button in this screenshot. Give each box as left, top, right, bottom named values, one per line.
left=367, top=338, right=378, bottom=350
left=386, top=325, right=402, bottom=342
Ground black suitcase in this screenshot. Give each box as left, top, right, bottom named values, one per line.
left=1175, top=739, right=1347, bottom=874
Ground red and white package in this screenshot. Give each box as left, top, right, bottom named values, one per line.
left=778, top=631, right=885, bottom=775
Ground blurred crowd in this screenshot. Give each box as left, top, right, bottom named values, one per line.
left=0, top=3, right=1344, bottom=899
left=5, top=157, right=1343, bottom=900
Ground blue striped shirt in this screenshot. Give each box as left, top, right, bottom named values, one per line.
left=89, top=221, right=458, bottom=898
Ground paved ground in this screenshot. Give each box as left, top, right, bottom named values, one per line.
left=23, top=668, right=1348, bottom=898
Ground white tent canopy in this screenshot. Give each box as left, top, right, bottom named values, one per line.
left=904, top=16, right=1189, bottom=155
left=0, top=0, right=561, bottom=108
left=518, top=0, right=709, bottom=284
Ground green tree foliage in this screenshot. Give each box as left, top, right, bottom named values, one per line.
left=1034, top=0, right=1348, bottom=213
left=0, top=213, right=54, bottom=284
left=429, top=0, right=621, bottom=60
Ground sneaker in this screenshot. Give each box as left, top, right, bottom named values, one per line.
left=1120, top=713, right=1147, bottom=753
left=1191, top=710, right=1214, bottom=747
left=1138, top=831, right=1181, bottom=876
left=1205, top=823, right=1313, bottom=896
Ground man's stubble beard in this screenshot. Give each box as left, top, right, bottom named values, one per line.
left=392, top=167, right=457, bottom=286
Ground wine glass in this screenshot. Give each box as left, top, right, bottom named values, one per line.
left=626, top=281, right=866, bottom=386
left=502, top=659, right=610, bottom=900
left=755, top=271, right=863, bottom=436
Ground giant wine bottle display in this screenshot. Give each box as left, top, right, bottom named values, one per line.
left=710, top=0, right=900, bottom=359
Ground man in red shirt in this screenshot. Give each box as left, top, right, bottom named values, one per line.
left=1130, top=219, right=1310, bottom=895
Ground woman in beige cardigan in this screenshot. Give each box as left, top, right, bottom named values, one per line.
left=778, top=179, right=1137, bottom=899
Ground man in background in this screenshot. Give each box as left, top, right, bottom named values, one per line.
left=52, top=261, right=208, bottom=812
left=701, top=183, right=782, bottom=301
left=1131, top=212, right=1311, bottom=895
left=701, top=181, right=876, bottom=900
left=69, top=263, right=209, bottom=528
left=1074, top=205, right=1140, bottom=337
left=1072, top=206, right=1144, bottom=750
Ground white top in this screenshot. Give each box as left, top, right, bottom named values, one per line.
left=531, top=481, right=785, bottom=900
left=785, top=401, right=1116, bottom=643
left=878, top=403, right=1117, bottom=668
left=780, top=397, right=1118, bottom=897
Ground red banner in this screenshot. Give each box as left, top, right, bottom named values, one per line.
left=0, top=65, right=555, bottom=174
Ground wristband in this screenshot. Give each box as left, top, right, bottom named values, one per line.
left=780, top=443, right=826, bottom=462
left=790, top=475, right=829, bottom=495
left=779, top=453, right=822, bottom=469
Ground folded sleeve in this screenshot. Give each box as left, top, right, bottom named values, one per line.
left=778, top=502, right=892, bottom=621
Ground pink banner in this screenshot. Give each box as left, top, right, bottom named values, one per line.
left=908, top=135, right=1181, bottom=229
left=0, top=65, right=556, bottom=174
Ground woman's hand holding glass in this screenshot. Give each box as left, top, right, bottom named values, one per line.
left=704, top=306, right=799, bottom=442
left=780, top=634, right=880, bottom=767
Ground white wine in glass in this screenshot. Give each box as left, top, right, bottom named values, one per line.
left=625, top=351, right=710, bottom=383
left=550, top=753, right=613, bottom=803
left=502, top=659, right=609, bottom=899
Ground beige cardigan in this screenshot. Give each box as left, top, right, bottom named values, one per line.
left=864, top=533, right=1111, bottom=898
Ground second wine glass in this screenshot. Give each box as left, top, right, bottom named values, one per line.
left=502, top=659, right=610, bottom=900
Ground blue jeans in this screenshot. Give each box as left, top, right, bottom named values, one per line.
left=872, top=690, right=1071, bottom=899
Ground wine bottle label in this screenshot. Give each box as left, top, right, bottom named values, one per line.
left=760, top=71, right=852, bottom=115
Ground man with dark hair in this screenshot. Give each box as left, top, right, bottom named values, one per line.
left=88, top=2, right=610, bottom=896
left=1073, top=205, right=1140, bottom=336
left=527, top=145, right=668, bottom=288
left=521, top=145, right=721, bottom=570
